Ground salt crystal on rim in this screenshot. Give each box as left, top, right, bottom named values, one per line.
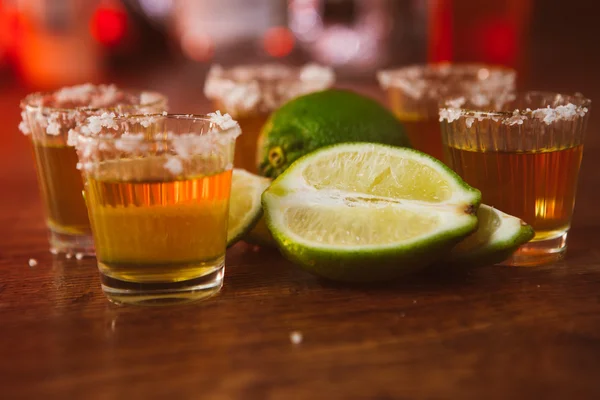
left=300, top=63, right=335, bottom=85
left=505, top=110, right=526, bottom=126
left=446, top=97, right=466, bottom=109
left=46, top=114, right=61, bottom=135
left=208, top=111, right=238, bottom=130
left=19, top=111, right=30, bottom=135
left=90, top=84, right=119, bottom=108
left=439, top=107, right=462, bottom=123
left=164, top=157, right=183, bottom=174
left=67, top=129, right=78, bottom=146
left=465, top=117, right=475, bottom=128
left=87, top=112, right=117, bottom=134
left=140, top=115, right=158, bottom=128
left=54, top=83, right=96, bottom=104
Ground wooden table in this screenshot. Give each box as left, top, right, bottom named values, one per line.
left=3, top=12, right=600, bottom=400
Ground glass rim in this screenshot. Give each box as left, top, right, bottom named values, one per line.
left=439, top=91, right=591, bottom=122
left=73, top=112, right=242, bottom=144
left=377, top=62, right=516, bottom=89
left=205, top=62, right=335, bottom=85
left=20, top=89, right=168, bottom=113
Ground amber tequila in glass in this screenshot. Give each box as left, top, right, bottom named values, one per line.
left=72, top=112, right=240, bottom=305
left=204, top=63, right=335, bottom=173
left=20, top=84, right=167, bottom=256
left=377, top=63, right=516, bottom=161
left=440, top=92, right=590, bottom=266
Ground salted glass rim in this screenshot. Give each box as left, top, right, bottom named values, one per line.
left=20, top=89, right=168, bottom=113
left=205, top=62, right=335, bottom=85
left=73, top=113, right=242, bottom=144
left=439, top=91, right=591, bottom=122
left=377, top=62, right=517, bottom=87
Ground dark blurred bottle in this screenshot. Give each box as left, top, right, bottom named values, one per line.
left=428, top=0, right=532, bottom=84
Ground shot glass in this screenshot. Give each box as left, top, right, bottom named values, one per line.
left=440, top=92, right=591, bottom=266
left=71, top=112, right=240, bottom=305
left=377, top=63, right=516, bottom=161
left=204, top=63, right=335, bottom=173
left=19, top=84, right=168, bottom=257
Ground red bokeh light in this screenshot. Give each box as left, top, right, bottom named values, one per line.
left=90, top=6, right=128, bottom=47
left=263, top=26, right=295, bottom=58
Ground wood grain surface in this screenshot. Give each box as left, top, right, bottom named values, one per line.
left=2, top=3, right=600, bottom=399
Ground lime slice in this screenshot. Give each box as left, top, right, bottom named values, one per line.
left=448, top=204, right=534, bottom=267
left=262, top=143, right=481, bottom=282
left=227, top=169, right=271, bottom=247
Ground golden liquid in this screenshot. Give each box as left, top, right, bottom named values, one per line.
left=396, top=114, right=445, bottom=161
left=386, top=86, right=445, bottom=161
left=31, top=141, right=91, bottom=234
left=445, top=145, right=584, bottom=241
left=213, top=101, right=269, bottom=173
left=85, top=160, right=232, bottom=283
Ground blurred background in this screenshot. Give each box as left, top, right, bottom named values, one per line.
left=0, top=0, right=537, bottom=88
left=1, top=0, right=600, bottom=224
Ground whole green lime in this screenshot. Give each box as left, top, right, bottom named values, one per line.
left=256, top=89, right=411, bottom=178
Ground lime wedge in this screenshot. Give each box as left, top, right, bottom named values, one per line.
left=262, top=143, right=481, bottom=282
left=227, top=169, right=271, bottom=247
left=448, top=204, right=534, bottom=267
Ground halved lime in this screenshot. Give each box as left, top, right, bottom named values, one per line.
left=448, top=204, right=534, bottom=267
left=227, top=169, right=271, bottom=247
left=262, top=143, right=481, bottom=282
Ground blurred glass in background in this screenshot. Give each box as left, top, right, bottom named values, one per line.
left=0, top=0, right=532, bottom=89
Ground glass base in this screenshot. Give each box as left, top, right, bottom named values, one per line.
left=100, top=264, right=224, bottom=306
left=500, top=232, right=567, bottom=267
left=49, top=230, right=95, bottom=257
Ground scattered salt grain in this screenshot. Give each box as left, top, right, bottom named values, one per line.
left=28, top=258, right=38, bottom=267
left=413, top=300, right=417, bottom=304
left=66, top=253, right=73, bottom=259
left=75, top=253, right=84, bottom=260
left=49, top=248, right=59, bottom=255
left=290, top=331, right=303, bottom=345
